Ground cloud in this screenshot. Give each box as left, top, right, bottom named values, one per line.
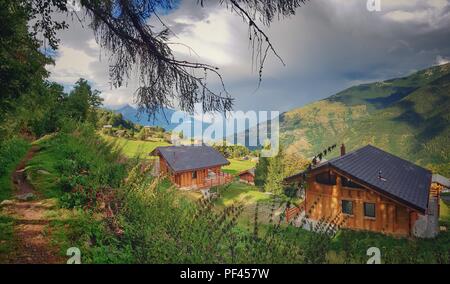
left=383, top=10, right=428, bottom=23
left=382, top=0, right=449, bottom=28
left=47, top=41, right=98, bottom=86
left=436, top=55, right=450, bottom=65
left=169, top=11, right=234, bottom=66
left=46, top=0, right=450, bottom=113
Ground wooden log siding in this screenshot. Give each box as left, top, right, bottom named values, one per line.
left=305, top=167, right=414, bottom=237
left=239, top=172, right=255, bottom=184
left=158, top=155, right=231, bottom=189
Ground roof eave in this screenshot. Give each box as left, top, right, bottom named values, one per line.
left=172, top=161, right=230, bottom=174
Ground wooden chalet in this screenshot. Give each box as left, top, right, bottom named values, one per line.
left=238, top=168, right=255, bottom=185
left=285, top=144, right=442, bottom=238
left=152, top=145, right=232, bottom=190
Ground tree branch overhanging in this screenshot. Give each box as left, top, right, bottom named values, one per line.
left=28, top=0, right=307, bottom=118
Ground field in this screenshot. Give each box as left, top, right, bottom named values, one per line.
left=100, top=135, right=170, bottom=159
left=222, top=159, right=257, bottom=175
left=179, top=181, right=287, bottom=230
left=215, top=182, right=271, bottom=207
left=213, top=182, right=288, bottom=230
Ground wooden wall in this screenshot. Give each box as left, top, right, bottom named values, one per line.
left=239, top=172, right=255, bottom=184
left=305, top=167, right=418, bottom=237
left=173, top=169, right=209, bottom=188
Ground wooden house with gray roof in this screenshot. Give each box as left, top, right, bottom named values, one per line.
left=152, top=145, right=232, bottom=189
left=285, top=144, right=443, bottom=238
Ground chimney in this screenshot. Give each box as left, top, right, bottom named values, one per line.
left=340, top=144, right=346, bottom=156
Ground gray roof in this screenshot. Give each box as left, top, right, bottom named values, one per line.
left=286, top=145, right=432, bottom=213
left=328, top=145, right=431, bottom=213
left=153, top=145, right=229, bottom=173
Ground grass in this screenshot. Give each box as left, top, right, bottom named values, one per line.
left=47, top=207, right=134, bottom=264
left=215, top=182, right=271, bottom=207
left=213, top=182, right=287, bottom=231
left=0, top=214, right=15, bottom=261
left=0, top=138, right=30, bottom=201
left=211, top=183, right=450, bottom=263
left=440, top=199, right=450, bottom=227
left=26, top=136, right=67, bottom=199
left=266, top=216, right=450, bottom=264
left=22, top=128, right=132, bottom=263
left=223, top=159, right=256, bottom=175
left=100, top=134, right=170, bottom=159
left=327, top=229, right=450, bottom=264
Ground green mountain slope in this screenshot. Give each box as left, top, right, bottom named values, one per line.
left=281, top=63, right=450, bottom=175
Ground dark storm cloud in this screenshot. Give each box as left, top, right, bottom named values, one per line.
left=213, top=0, right=450, bottom=111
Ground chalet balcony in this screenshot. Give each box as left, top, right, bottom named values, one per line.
left=196, top=172, right=233, bottom=189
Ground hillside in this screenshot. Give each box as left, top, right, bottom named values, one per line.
left=281, top=63, right=450, bottom=175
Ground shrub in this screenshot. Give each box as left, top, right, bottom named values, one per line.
left=29, top=124, right=127, bottom=206
left=0, top=137, right=30, bottom=177
left=0, top=137, right=30, bottom=201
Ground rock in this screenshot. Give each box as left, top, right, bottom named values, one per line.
left=0, top=200, right=14, bottom=207
left=37, top=169, right=51, bottom=175
left=16, top=193, right=35, bottom=201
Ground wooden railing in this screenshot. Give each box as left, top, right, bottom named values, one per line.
left=285, top=201, right=305, bottom=223
left=198, top=172, right=233, bottom=189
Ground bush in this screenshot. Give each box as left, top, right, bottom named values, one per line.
left=50, top=210, right=134, bottom=263
left=0, top=137, right=30, bottom=177
left=332, top=229, right=450, bottom=264
left=0, top=137, right=30, bottom=201
left=28, top=124, right=127, bottom=206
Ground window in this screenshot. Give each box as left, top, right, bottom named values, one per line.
left=315, top=171, right=337, bottom=185
left=341, top=200, right=353, bottom=215
left=364, top=203, right=376, bottom=218
left=192, top=171, right=197, bottom=179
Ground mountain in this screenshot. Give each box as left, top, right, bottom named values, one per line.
left=113, top=104, right=176, bottom=130
left=280, top=63, right=450, bottom=176
left=113, top=104, right=210, bottom=134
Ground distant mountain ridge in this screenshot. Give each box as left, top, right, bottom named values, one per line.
left=111, top=104, right=176, bottom=130
left=112, top=104, right=210, bottom=134
left=280, top=63, right=450, bottom=176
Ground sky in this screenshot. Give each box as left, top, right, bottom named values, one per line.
left=46, top=0, right=450, bottom=116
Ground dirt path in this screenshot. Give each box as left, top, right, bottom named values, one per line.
left=0, top=146, right=64, bottom=264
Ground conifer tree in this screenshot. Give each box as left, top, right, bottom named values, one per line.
left=264, top=146, right=285, bottom=194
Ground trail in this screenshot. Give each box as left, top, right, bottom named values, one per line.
left=0, top=146, right=64, bottom=264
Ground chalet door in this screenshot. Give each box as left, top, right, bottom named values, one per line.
left=192, top=171, right=197, bottom=186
